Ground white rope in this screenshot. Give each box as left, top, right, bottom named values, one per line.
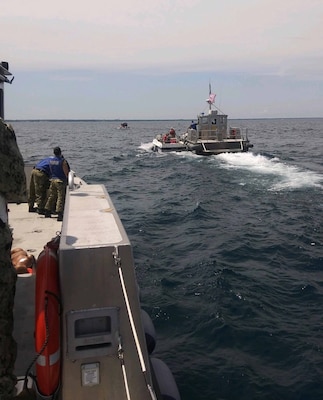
left=118, top=264, right=146, bottom=372
left=114, top=246, right=157, bottom=400
left=147, top=383, right=158, bottom=400
left=121, top=361, right=131, bottom=400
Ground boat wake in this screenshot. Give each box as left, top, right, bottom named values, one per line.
left=215, top=152, right=323, bottom=191
left=138, top=143, right=323, bottom=191
left=139, top=142, right=155, bottom=152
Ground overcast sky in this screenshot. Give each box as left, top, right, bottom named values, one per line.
left=1, top=0, right=323, bottom=120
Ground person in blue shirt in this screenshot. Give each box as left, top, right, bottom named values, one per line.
left=44, top=147, right=70, bottom=221
left=28, top=157, right=51, bottom=214
left=189, top=120, right=197, bottom=130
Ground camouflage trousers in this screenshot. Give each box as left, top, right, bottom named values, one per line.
left=0, top=220, right=17, bottom=400
left=28, top=169, right=50, bottom=210
left=45, top=179, right=67, bottom=214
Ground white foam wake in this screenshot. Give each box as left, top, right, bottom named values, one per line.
left=216, top=152, right=323, bottom=190
left=139, top=142, right=154, bottom=152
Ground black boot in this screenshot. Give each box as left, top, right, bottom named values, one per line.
left=28, top=205, right=37, bottom=213
left=44, top=210, right=51, bottom=218
left=57, top=213, right=63, bottom=222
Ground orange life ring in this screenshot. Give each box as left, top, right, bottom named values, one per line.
left=35, top=244, right=61, bottom=397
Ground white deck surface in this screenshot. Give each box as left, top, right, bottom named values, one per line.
left=65, top=184, right=123, bottom=247
left=9, top=203, right=62, bottom=258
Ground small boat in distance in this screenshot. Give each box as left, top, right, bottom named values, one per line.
left=118, top=122, right=129, bottom=129
left=183, top=84, right=253, bottom=155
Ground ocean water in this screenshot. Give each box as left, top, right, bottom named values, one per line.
left=11, top=118, right=323, bottom=400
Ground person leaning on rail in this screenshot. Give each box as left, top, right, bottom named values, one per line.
left=28, top=157, right=51, bottom=215
left=44, top=146, right=70, bottom=222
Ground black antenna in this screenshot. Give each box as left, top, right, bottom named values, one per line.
left=0, top=61, right=14, bottom=119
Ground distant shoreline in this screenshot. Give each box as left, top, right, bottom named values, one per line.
left=7, top=117, right=323, bottom=122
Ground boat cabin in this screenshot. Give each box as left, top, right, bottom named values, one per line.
left=187, top=110, right=228, bottom=142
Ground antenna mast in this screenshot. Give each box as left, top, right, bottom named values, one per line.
left=0, top=61, right=14, bottom=119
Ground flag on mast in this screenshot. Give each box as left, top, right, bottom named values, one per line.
left=206, top=93, right=216, bottom=104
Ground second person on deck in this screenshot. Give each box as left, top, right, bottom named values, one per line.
left=44, top=146, right=70, bottom=222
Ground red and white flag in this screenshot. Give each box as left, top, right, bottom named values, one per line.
left=207, top=93, right=216, bottom=104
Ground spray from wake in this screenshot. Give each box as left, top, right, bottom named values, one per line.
left=139, top=142, right=154, bottom=152
left=216, top=152, right=323, bottom=190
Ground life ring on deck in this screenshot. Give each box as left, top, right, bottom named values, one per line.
left=35, top=242, right=61, bottom=397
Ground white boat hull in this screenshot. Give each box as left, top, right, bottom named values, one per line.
left=152, top=138, right=187, bottom=152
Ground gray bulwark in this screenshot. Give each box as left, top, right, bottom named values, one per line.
left=59, top=184, right=154, bottom=399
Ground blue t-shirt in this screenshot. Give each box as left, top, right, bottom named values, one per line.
left=49, top=156, right=67, bottom=182
left=35, top=157, right=51, bottom=176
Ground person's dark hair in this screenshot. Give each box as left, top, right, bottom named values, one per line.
left=54, top=146, right=61, bottom=156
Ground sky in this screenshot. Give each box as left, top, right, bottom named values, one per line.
left=1, top=0, right=323, bottom=120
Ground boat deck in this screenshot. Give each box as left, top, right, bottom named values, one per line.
left=8, top=174, right=180, bottom=400
left=9, top=203, right=62, bottom=260
left=9, top=176, right=85, bottom=381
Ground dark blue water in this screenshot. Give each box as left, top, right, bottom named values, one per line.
left=12, top=119, right=323, bottom=399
